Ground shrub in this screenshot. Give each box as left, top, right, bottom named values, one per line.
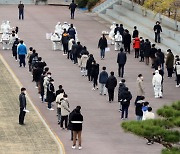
left=87, top=0, right=99, bottom=11
left=76, top=0, right=88, bottom=8
left=162, top=147, right=180, bottom=154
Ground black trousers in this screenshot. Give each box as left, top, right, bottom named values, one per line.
left=108, top=89, right=114, bottom=102
left=155, top=32, right=161, bottom=43
left=19, top=108, right=26, bottom=124
left=135, top=48, right=139, bottom=58
left=60, top=115, right=68, bottom=128
left=71, top=10, right=75, bottom=19
left=167, top=68, right=173, bottom=77
left=118, top=64, right=125, bottom=78
left=19, top=55, right=26, bottom=67
left=19, top=10, right=24, bottom=20
left=63, top=43, right=68, bottom=54
left=124, top=44, right=130, bottom=53
left=93, top=76, right=98, bottom=88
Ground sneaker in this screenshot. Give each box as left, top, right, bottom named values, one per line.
left=49, top=108, right=54, bottom=111
left=176, top=85, right=180, bottom=87
left=78, top=146, right=82, bottom=150
left=72, top=146, right=76, bottom=149
left=92, top=88, right=95, bottom=90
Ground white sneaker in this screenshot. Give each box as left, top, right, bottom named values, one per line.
left=72, top=146, right=76, bottom=149
left=92, top=88, right=95, bottom=90
left=78, top=146, right=82, bottom=150
left=176, top=85, right=180, bottom=87
left=49, top=108, right=54, bottom=111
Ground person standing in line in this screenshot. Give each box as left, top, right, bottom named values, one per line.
left=133, top=36, right=140, bottom=58
left=46, top=78, right=55, bottom=110
left=80, top=53, right=88, bottom=76
left=123, top=29, right=131, bottom=54
left=117, top=48, right=127, bottom=78
left=56, top=89, right=65, bottom=124
left=149, top=44, right=157, bottom=68
left=99, top=66, right=108, bottom=95
left=68, top=24, right=76, bottom=40
left=17, top=40, right=27, bottom=67
left=69, top=0, right=77, bottom=19
left=12, top=38, right=19, bottom=61
left=144, top=39, right=151, bottom=65
left=19, top=87, right=26, bottom=125
left=98, top=34, right=108, bottom=60
left=118, top=79, right=126, bottom=112
left=105, top=71, right=117, bottom=103
left=152, top=70, right=163, bottom=98
left=76, top=42, right=83, bottom=67
left=166, top=49, right=174, bottom=78
left=134, top=74, right=145, bottom=105
left=175, top=58, right=180, bottom=87
left=60, top=94, right=70, bottom=130
left=68, top=108, right=76, bottom=141
left=86, top=54, right=94, bottom=82
left=120, top=87, right=132, bottom=120
left=91, top=61, right=99, bottom=90
left=61, top=29, right=69, bottom=55
left=156, top=49, right=165, bottom=71
left=139, top=38, right=145, bottom=62
left=68, top=37, right=74, bottom=60
left=132, top=26, right=139, bottom=38
left=153, top=21, right=162, bottom=43
left=135, top=96, right=145, bottom=121
left=18, top=1, right=24, bottom=20
left=71, top=106, right=83, bottom=150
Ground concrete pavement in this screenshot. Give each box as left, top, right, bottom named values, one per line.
left=0, top=5, right=179, bottom=154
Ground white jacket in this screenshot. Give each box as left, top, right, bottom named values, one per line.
left=68, top=38, right=74, bottom=51
left=175, top=61, right=180, bottom=75
left=56, top=93, right=64, bottom=108
left=61, top=99, right=70, bottom=116
left=81, top=54, right=88, bottom=68
left=152, top=70, right=162, bottom=86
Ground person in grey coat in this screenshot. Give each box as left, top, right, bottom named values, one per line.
left=99, top=66, right=108, bottom=95
left=117, top=48, right=127, bottom=78
left=19, top=87, right=26, bottom=125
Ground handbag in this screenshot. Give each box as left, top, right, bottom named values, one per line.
left=105, top=47, right=110, bottom=52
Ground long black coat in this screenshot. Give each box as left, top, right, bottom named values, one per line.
left=98, top=37, right=107, bottom=49
left=12, top=40, right=19, bottom=56
left=117, top=52, right=127, bottom=65
left=144, top=41, right=151, bottom=57
left=106, top=75, right=117, bottom=90
left=120, top=90, right=132, bottom=106
left=47, top=83, right=55, bottom=102
left=135, top=102, right=143, bottom=116
left=118, top=83, right=126, bottom=101
left=91, top=63, right=99, bottom=78
left=123, top=33, right=131, bottom=46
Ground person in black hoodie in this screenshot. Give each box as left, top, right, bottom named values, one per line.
left=19, top=87, right=26, bottom=125
left=76, top=42, right=83, bottom=67
left=106, top=71, right=117, bottom=103
left=123, top=29, right=131, bottom=54
left=150, top=44, right=157, bottom=68
left=12, top=38, right=19, bottom=61
left=153, top=21, right=162, bottom=43
left=118, top=79, right=126, bottom=111
left=47, top=79, right=55, bottom=110
left=98, top=34, right=108, bottom=60
left=91, top=60, right=99, bottom=90
left=144, top=39, right=151, bottom=65
left=71, top=106, right=83, bottom=150
left=86, top=54, right=94, bottom=82
left=139, top=38, right=145, bottom=62
left=62, top=29, right=69, bottom=55
left=69, top=0, right=77, bottom=19
left=120, top=87, right=132, bottom=119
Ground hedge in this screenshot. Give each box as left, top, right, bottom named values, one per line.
left=76, top=0, right=88, bottom=8
left=121, top=101, right=180, bottom=153
left=76, top=0, right=100, bottom=10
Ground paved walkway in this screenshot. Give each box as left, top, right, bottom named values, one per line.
left=0, top=5, right=180, bottom=154
left=0, top=56, right=60, bottom=153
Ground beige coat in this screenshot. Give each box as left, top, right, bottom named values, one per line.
left=61, top=99, right=70, bottom=116
left=137, top=77, right=145, bottom=96
left=56, top=93, right=64, bottom=108
left=81, top=54, right=88, bottom=68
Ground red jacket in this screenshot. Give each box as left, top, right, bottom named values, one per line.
left=133, top=37, right=140, bottom=49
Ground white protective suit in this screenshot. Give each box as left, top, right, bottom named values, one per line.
left=50, top=33, right=61, bottom=50
left=109, top=22, right=116, bottom=45
left=0, top=21, right=6, bottom=33
left=152, top=70, right=162, bottom=98
left=54, top=22, right=63, bottom=38
left=1, top=33, right=10, bottom=50
left=114, top=31, right=122, bottom=51
left=62, top=22, right=70, bottom=31
left=1, top=21, right=11, bottom=33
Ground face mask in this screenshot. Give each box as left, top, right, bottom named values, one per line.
left=51, top=82, right=54, bottom=84
left=64, top=98, right=68, bottom=100
left=47, top=75, right=51, bottom=78
left=141, top=77, right=143, bottom=80
left=24, top=91, right=27, bottom=95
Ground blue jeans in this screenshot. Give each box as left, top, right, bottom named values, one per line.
left=19, top=10, right=24, bottom=20
left=100, top=49, right=105, bottom=58
left=121, top=105, right=129, bottom=119
left=136, top=116, right=142, bottom=121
